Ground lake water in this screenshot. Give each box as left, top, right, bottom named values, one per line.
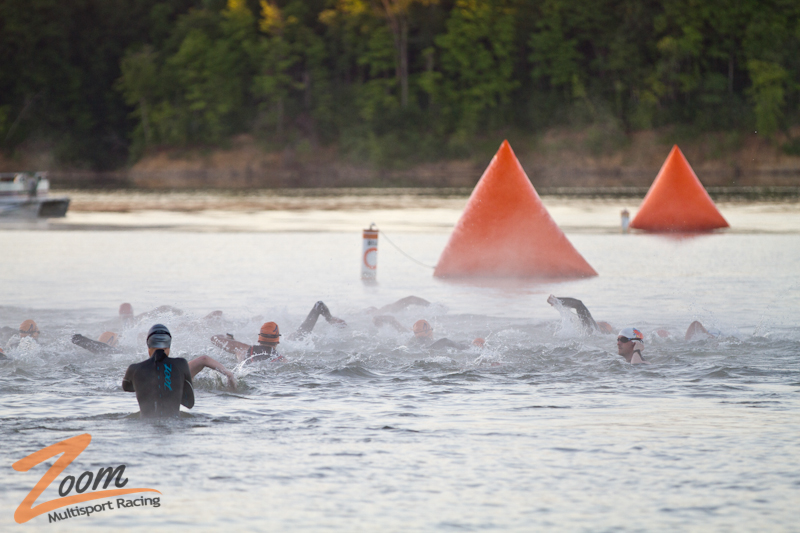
left=1, top=195, right=799, bottom=531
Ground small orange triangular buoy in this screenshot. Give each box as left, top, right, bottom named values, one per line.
left=631, top=145, right=728, bottom=232
left=434, top=140, right=597, bottom=278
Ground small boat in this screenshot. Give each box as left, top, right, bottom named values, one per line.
left=0, top=172, right=70, bottom=218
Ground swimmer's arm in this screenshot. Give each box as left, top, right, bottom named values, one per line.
left=377, top=296, right=431, bottom=314
left=548, top=296, right=599, bottom=331
left=71, top=334, right=116, bottom=355
left=136, top=305, right=184, bottom=321
left=630, top=341, right=647, bottom=364
left=122, top=365, right=136, bottom=392
left=373, top=315, right=408, bottom=332
left=178, top=359, right=195, bottom=409
left=188, top=355, right=237, bottom=390
left=210, top=335, right=238, bottom=355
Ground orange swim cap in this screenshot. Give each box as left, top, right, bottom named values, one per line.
left=119, top=303, right=133, bottom=317
left=20, top=319, right=39, bottom=337
left=412, top=319, right=433, bottom=338
left=472, top=337, right=485, bottom=348
left=98, top=331, right=120, bottom=347
left=258, top=322, right=281, bottom=345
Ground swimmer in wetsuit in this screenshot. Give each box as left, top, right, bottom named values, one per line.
left=72, top=331, right=121, bottom=355
left=212, top=321, right=285, bottom=364
left=4, top=319, right=41, bottom=351
left=122, top=324, right=194, bottom=418
left=211, top=301, right=346, bottom=363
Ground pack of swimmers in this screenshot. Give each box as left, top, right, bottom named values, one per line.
left=2, top=295, right=722, bottom=415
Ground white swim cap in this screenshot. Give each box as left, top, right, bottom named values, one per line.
left=618, top=327, right=643, bottom=341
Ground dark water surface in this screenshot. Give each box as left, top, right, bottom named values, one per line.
left=1, top=204, right=799, bottom=531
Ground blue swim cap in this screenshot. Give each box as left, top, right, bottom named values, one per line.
left=146, top=323, right=172, bottom=349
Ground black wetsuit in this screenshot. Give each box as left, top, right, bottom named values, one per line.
left=122, top=350, right=194, bottom=418
left=72, top=334, right=121, bottom=355
left=244, top=344, right=283, bottom=364
left=428, top=338, right=469, bottom=350
left=552, top=297, right=600, bottom=331
left=290, top=301, right=337, bottom=340
left=411, top=336, right=469, bottom=350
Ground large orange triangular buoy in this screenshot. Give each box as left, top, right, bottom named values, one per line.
left=631, top=145, right=728, bottom=232
left=434, top=140, right=597, bottom=278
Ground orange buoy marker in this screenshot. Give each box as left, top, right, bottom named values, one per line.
left=434, top=140, right=597, bottom=279
left=631, top=145, right=728, bottom=232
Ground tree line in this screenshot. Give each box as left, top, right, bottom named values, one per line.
left=1, top=0, right=798, bottom=170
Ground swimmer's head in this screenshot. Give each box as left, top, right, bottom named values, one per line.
left=412, top=319, right=433, bottom=339
left=119, top=303, right=133, bottom=317
left=19, top=320, right=39, bottom=338
left=472, top=337, right=485, bottom=348
left=98, top=331, right=119, bottom=348
left=617, top=327, right=642, bottom=358
left=146, top=324, right=171, bottom=349
left=258, top=322, right=280, bottom=345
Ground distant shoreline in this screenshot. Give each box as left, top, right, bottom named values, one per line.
left=53, top=187, right=800, bottom=214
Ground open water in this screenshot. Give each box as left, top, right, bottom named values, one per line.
left=1, top=197, right=799, bottom=531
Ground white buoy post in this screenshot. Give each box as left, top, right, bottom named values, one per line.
left=361, top=223, right=379, bottom=281
left=621, top=209, right=630, bottom=234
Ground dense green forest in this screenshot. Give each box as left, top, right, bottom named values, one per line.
left=1, top=0, right=799, bottom=170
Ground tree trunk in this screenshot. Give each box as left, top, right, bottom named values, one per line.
left=379, top=0, right=408, bottom=108
left=400, top=16, right=408, bottom=107
left=140, top=97, right=151, bottom=146
left=276, top=97, right=284, bottom=137
left=728, top=54, right=734, bottom=94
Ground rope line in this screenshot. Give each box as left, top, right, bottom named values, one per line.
left=379, top=229, right=436, bottom=270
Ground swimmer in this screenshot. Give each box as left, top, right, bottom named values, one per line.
left=0, top=346, right=6, bottom=360
left=122, top=324, right=194, bottom=418
left=617, top=327, right=646, bottom=364
left=4, top=319, right=41, bottom=350
left=212, top=321, right=284, bottom=364
left=211, top=301, right=345, bottom=363
left=72, top=331, right=122, bottom=355
left=374, top=316, right=483, bottom=350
